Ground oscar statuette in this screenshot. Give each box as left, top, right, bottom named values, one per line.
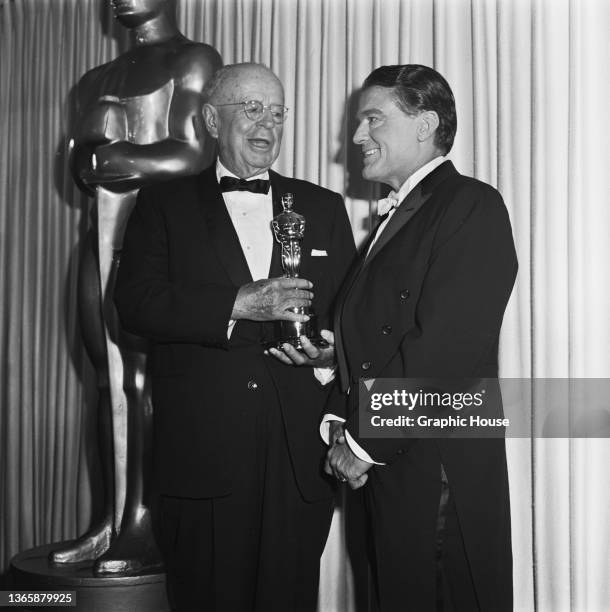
left=270, top=193, right=328, bottom=350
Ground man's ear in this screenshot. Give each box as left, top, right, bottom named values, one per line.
left=417, top=111, right=440, bottom=143
left=202, top=103, right=220, bottom=139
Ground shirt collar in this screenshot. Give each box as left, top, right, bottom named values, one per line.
left=392, top=156, right=446, bottom=204
left=216, top=159, right=270, bottom=183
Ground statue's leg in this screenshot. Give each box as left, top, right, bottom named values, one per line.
left=49, top=228, right=114, bottom=564
left=94, top=327, right=162, bottom=574
left=93, top=189, right=162, bottom=575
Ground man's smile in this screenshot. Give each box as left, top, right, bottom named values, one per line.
left=362, top=147, right=380, bottom=163
left=248, top=137, right=273, bottom=149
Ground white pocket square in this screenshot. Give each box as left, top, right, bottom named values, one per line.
left=311, top=249, right=328, bottom=256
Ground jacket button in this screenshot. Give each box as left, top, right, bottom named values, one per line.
left=397, top=449, right=404, bottom=455
left=247, top=380, right=258, bottom=390
left=400, top=289, right=410, bottom=299
left=361, top=361, right=371, bottom=371
left=381, top=325, right=392, bottom=335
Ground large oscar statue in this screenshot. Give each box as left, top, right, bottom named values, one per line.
left=12, top=5, right=220, bottom=606
left=55, top=0, right=221, bottom=576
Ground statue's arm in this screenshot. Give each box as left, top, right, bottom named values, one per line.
left=73, top=46, right=222, bottom=192
left=69, top=66, right=108, bottom=196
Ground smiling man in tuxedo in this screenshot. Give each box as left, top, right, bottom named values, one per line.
left=114, top=63, right=355, bottom=611
left=324, top=65, right=517, bottom=611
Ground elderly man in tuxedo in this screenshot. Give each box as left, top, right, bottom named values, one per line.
left=114, top=62, right=355, bottom=611
left=324, top=65, right=517, bottom=611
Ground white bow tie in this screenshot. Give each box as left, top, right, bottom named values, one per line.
left=377, top=191, right=399, bottom=216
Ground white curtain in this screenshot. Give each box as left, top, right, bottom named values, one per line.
left=1, top=1, right=609, bottom=610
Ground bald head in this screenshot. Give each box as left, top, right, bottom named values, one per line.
left=202, top=63, right=286, bottom=178
left=203, top=63, right=284, bottom=105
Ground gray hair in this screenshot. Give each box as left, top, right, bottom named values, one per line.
left=202, top=62, right=278, bottom=104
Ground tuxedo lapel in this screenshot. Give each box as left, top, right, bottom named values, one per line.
left=363, top=184, right=431, bottom=267
left=197, top=167, right=253, bottom=287
left=362, top=160, right=459, bottom=267
left=333, top=233, right=377, bottom=392
left=335, top=228, right=376, bottom=308
left=268, top=171, right=285, bottom=278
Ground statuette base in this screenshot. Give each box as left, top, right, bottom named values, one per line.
left=268, top=313, right=329, bottom=351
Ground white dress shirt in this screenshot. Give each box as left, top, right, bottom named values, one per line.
left=217, top=160, right=273, bottom=282
left=321, top=156, right=446, bottom=465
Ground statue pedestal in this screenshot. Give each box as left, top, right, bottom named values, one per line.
left=10, top=543, right=170, bottom=612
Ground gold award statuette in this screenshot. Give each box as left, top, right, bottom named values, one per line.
left=271, top=193, right=328, bottom=350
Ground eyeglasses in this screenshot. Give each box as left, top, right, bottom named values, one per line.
left=213, top=100, right=289, bottom=124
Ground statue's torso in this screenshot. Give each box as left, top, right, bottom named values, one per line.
left=83, top=41, right=190, bottom=99
left=77, top=43, right=196, bottom=144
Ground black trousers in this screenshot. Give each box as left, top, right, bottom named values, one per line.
left=158, top=384, right=333, bottom=612
left=365, top=447, right=479, bottom=612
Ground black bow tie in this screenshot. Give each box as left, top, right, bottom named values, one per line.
left=219, top=176, right=270, bottom=194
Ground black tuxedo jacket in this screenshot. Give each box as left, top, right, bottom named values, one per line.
left=114, top=164, right=355, bottom=501
left=333, top=161, right=517, bottom=610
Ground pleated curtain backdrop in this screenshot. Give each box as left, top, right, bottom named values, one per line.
left=1, top=1, right=609, bottom=611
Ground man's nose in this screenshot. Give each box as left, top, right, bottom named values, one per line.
left=256, top=108, right=276, bottom=128
left=353, top=120, right=368, bottom=145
